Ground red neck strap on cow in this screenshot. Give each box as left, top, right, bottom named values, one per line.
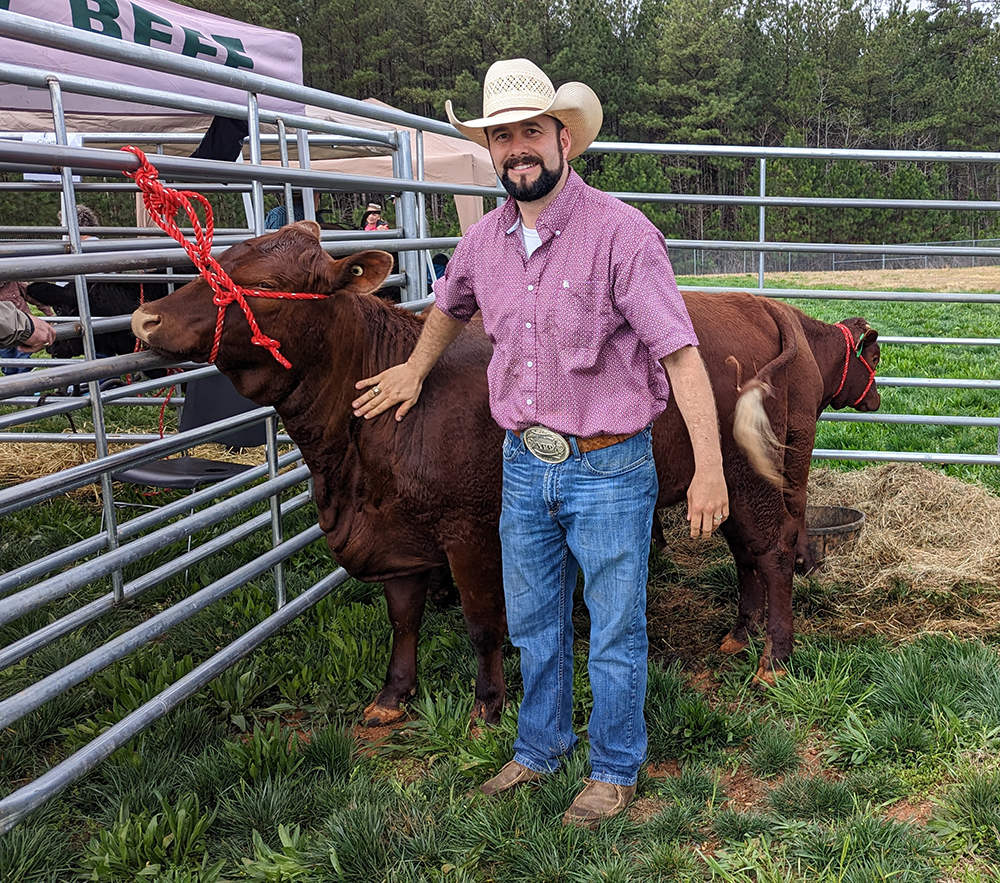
left=833, top=322, right=876, bottom=407
left=122, top=146, right=328, bottom=369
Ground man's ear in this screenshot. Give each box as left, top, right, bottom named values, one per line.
left=560, top=125, right=572, bottom=161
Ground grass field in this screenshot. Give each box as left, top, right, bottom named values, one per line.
left=1, top=268, right=1000, bottom=881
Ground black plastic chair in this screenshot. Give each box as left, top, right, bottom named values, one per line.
left=113, top=373, right=262, bottom=491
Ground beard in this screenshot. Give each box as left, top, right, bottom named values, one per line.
left=500, top=153, right=565, bottom=202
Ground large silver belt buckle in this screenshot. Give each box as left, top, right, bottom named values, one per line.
left=522, top=426, right=570, bottom=464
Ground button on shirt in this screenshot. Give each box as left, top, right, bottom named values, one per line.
left=433, top=169, right=698, bottom=437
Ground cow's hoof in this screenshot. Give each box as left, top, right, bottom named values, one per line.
left=470, top=699, right=503, bottom=727
left=719, top=633, right=748, bottom=655
left=752, top=665, right=787, bottom=688
left=363, top=701, right=407, bottom=727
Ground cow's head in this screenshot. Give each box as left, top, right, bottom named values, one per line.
left=131, top=222, right=393, bottom=372
left=831, top=317, right=880, bottom=412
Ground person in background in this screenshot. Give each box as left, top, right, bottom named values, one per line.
left=0, top=280, right=37, bottom=375
left=58, top=204, right=100, bottom=238
left=265, top=191, right=323, bottom=230
left=0, top=300, right=55, bottom=353
left=362, top=202, right=390, bottom=231
left=350, top=58, right=728, bottom=829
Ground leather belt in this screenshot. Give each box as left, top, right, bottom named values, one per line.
left=513, top=426, right=640, bottom=463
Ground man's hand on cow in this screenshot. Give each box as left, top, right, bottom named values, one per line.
left=686, top=468, right=729, bottom=539
left=353, top=362, right=425, bottom=421
left=18, top=316, right=56, bottom=353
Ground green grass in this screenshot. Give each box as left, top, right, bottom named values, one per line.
left=3, top=275, right=1000, bottom=878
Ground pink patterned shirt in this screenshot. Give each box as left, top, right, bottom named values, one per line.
left=434, top=169, right=698, bottom=436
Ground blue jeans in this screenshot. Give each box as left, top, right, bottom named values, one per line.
left=501, top=426, right=658, bottom=786
left=0, top=347, right=32, bottom=376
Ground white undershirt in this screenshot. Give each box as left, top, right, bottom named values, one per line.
left=521, top=223, right=542, bottom=258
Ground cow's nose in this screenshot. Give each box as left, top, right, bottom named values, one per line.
left=131, top=307, right=160, bottom=342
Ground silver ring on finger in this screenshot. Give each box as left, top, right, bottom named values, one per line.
left=371, top=386, right=381, bottom=397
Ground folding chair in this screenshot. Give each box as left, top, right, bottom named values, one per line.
left=113, top=373, right=263, bottom=494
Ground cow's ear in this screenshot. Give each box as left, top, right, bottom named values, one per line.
left=862, top=328, right=878, bottom=346
left=325, top=250, right=394, bottom=295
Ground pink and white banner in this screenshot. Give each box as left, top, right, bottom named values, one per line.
left=0, top=0, right=304, bottom=118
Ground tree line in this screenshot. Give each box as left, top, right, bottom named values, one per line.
left=54, top=0, right=1000, bottom=242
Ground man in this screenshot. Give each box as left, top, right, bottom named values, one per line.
left=351, top=58, right=728, bottom=829
left=264, top=190, right=324, bottom=230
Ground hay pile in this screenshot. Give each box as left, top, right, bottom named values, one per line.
left=0, top=439, right=267, bottom=498
left=653, top=462, right=1000, bottom=644
left=807, top=463, right=1000, bottom=593
left=804, top=463, right=1000, bottom=639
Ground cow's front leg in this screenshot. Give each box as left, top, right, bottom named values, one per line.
left=448, top=547, right=507, bottom=725
left=363, top=573, right=429, bottom=726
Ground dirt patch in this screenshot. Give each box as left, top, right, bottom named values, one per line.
left=647, top=760, right=683, bottom=779
left=704, top=265, right=1000, bottom=294
left=722, top=764, right=771, bottom=812
left=352, top=719, right=410, bottom=753
left=885, top=798, right=936, bottom=826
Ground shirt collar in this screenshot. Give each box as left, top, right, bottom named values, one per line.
left=501, top=168, right=584, bottom=237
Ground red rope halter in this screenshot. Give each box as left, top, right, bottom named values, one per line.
left=123, top=146, right=328, bottom=369
left=833, top=322, right=877, bottom=407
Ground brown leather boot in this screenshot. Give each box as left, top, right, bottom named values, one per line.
left=562, top=778, right=636, bottom=829
left=480, top=760, right=543, bottom=796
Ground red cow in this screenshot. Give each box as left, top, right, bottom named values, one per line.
left=132, top=222, right=879, bottom=719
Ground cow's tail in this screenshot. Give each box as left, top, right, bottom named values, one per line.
left=732, top=300, right=801, bottom=488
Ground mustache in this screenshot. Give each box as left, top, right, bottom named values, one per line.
left=503, top=155, right=543, bottom=172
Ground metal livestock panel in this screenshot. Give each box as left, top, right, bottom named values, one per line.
left=0, top=8, right=498, bottom=834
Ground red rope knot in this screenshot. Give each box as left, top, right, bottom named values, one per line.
left=122, top=145, right=327, bottom=369
left=833, top=322, right=877, bottom=407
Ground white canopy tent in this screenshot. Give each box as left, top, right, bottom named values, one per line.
left=0, top=3, right=494, bottom=231
left=289, top=100, right=495, bottom=232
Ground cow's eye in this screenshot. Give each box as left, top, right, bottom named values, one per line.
left=351, top=265, right=364, bottom=276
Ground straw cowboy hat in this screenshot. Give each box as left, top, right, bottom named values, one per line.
left=446, top=58, right=602, bottom=160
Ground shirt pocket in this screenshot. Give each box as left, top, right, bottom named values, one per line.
left=546, top=279, right=612, bottom=350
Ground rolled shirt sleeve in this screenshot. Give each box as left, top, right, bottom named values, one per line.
left=0, top=301, right=35, bottom=348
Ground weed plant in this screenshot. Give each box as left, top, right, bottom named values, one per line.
left=788, top=815, right=940, bottom=881
left=300, top=724, right=355, bottom=783
left=712, top=808, right=774, bottom=843
left=655, top=764, right=725, bottom=812
left=0, top=818, right=72, bottom=883
left=748, top=724, right=801, bottom=778
left=645, top=660, right=736, bottom=761
left=931, top=768, right=1000, bottom=860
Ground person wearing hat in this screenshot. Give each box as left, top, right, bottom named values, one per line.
left=265, top=190, right=324, bottom=230
left=362, top=203, right=390, bottom=231
left=351, top=58, right=728, bottom=828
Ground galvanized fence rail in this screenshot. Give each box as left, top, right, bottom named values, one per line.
left=1, top=6, right=999, bottom=833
